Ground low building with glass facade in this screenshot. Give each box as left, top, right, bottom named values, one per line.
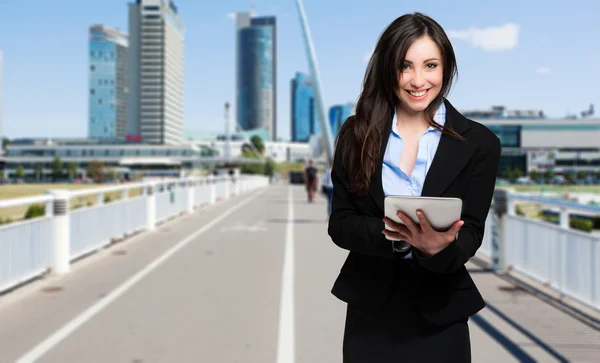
left=475, top=118, right=600, bottom=176
left=2, top=138, right=217, bottom=181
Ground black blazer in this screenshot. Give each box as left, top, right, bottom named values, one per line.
left=327, top=99, right=501, bottom=326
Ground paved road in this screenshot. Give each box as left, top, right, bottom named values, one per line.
left=0, top=184, right=598, bottom=362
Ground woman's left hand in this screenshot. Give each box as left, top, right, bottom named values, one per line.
left=383, top=210, right=464, bottom=257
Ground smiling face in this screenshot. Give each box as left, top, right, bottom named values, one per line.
left=395, top=35, right=444, bottom=116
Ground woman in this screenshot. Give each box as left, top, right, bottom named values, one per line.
left=327, top=12, right=501, bottom=363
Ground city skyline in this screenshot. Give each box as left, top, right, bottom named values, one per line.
left=1, top=0, right=599, bottom=141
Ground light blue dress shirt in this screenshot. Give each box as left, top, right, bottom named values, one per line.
left=382, top=102, right=446, bottom=258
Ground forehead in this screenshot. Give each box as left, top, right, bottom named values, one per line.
left=404, top=36, right=441, bottom=60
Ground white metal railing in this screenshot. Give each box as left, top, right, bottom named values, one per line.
left=477, top=191, right=600, bottom=312
left=0, top=174, right=270, bottom=294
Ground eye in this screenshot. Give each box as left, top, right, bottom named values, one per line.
left=426, top=63, right=438, bottom=69
left=402, top=63, right=410, bottom=71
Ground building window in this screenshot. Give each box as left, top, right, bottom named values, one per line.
left=98, top=98, right=102, bottom=104
left=111, top=52, right=115, bottom=58
left=90, top=89, right=95, bottom=95
left=90, top=65, right=95, bottom=71
left=90, top=51, right=95, bottom=57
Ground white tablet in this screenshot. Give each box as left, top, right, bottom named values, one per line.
left=383, top=195, right=462, bottom=239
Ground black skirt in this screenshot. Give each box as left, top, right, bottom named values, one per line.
left=342, top=261, right=471, bottom=363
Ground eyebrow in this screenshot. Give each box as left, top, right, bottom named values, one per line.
left=404, top=58, right=440, bottom=63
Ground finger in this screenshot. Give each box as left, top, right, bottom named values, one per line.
left=447, top=220, right=464, bottom=240
left=383, top=217, right=411, bottom=235
left=396, top=211, right=418, bottom=234
left=382, top=229, right=409, bottom=241
left=416, top=209, right=433, bottom=232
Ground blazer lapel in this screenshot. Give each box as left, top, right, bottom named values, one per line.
left=421, top=99, right=476, bottom=197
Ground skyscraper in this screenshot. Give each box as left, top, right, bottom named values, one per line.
left=329, top=103, right=355, bottom=137
left=291, top=72, right=320, bottom=142
left=88, top=26, right=129, bottom=140
left=235, top=13, right=277, bottom=141
left=127, top=0, right=184, bottom=145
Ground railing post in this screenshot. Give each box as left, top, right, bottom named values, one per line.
left=187, top=178, right=195, bottom=213
left=223, top=175, right=230, bottom=199
left=492, top=189, right=508, bottom=272
left=145, top=181, right=156, bottom=231
left=208, top=175, right=216, bottom=204
left=559, top=207, right=570, bottom=229
left=46, top=190, right=71, bottom=275
left=233, top=170, right=241, bottom=195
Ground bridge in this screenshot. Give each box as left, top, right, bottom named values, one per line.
left=0, top=176, right=599, bottom=362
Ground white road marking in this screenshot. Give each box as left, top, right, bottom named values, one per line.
left=220, top=220, right=267, bottom=232
left=15, top=189, right=266, bottom=363
left=276, top=185, right=296, bottom=363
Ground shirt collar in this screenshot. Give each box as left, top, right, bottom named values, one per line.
left=391, top=102, right=447, bottom=136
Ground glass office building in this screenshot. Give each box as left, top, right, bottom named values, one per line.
left=329, top=103, right=355, bottom=137
left=236, top=14, right=277, bottom=141
left=88, top=26, right=128, bottom=140
left=291, top=72, right=320, bottom=142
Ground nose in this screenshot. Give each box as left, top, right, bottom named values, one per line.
left=410, top=69, right=425, bottom=89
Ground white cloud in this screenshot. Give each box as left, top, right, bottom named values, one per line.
left=226, top=12, right=236, bottom=20
left=447, top=23, right=520, bottom=52
left=536, top=67, right=552, bottom=74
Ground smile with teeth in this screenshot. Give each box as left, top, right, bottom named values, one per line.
left=407, top=89, right=429, bottom=97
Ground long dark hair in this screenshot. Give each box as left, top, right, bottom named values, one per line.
left=336, top=12, right=464, bottom=196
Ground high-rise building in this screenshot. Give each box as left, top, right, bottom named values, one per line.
left=127, top=0, right=184, bottom=145
left=329, top=103, right=355, bottom=137
left=291, top=72, right=320, bottom=142
left=235, top=13, right=277, bottom=141
left=88, top=26, right=129, bottom=140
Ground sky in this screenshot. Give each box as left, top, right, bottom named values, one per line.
left=0, top=0, right=599, bottom=141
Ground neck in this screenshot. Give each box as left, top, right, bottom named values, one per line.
left=395, top=104, right=429, bottom=131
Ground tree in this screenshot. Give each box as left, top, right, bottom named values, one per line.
left=564, top=170, right=575, bottom=184
left=241, top=143, right=253, bottom=154
left=15, top=165, right=25, bottom=180
left=529, top=169, right=539, bottom=182
left=239, top=151, right=264, bottom=175
left=34, top=164, right=43, bottom=182
left=67, top=162, right=78, bottom=179
left=52, top=156, right=63, bottom=181
left=250, top=135, right=265, bottom=155
left=264, top=157, right=277, bottom=177
left=544, top=169, right=555, bottom=181
left=576, top=170, right=587, bottom=180
left=87, top=160, right=105, bottom=181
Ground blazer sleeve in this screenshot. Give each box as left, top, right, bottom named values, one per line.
left=413, top=135, right=501, bottom=273
left=327, top=155, right=398, bottom=259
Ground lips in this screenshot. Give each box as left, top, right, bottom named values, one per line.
left=405, top=89, right=429, bottom=99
